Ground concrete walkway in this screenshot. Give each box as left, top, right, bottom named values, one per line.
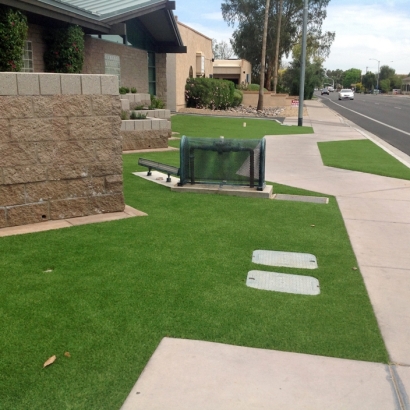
left=121, top=101, right=410, bottom=409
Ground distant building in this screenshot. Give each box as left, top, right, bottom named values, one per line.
left=166, top=20, right=213, bottom=112
left=212, top=59, right=252, bottom=86
left=401, top=77, right=410, bottom=95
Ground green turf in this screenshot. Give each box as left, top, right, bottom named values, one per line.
left=318, top=139, right=410, bottom=180
left=0, top=150, right=388, bottom=409
left=171, top=114, right=313, bottom=140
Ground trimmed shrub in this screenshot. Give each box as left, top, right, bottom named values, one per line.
left=232, top=89, right=243, bottom=107
left=0, top=6, right=28, bottom=72
left=131, top=87, right=137, bottom=93
left=119, top=86, right=130, bottom=94
left=149, top=94, right=165, bottom=109
left=185, top=78, right=235, bottom=110
left=43, top=25, right=84, bottom=73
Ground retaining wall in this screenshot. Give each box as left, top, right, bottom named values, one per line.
left=0, top=72, right=125, bottom=228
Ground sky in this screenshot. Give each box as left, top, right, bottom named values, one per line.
left=173, top=0, right=410, bottom=75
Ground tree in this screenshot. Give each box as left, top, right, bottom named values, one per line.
left=342, top=68, right=361, bottom=88
left=222, top=0, right=333, bottom=90
left=272, top=0, right=283, bottom=94
left=362, top=71, right=377, bottom=91
left=257, top=0, right=271, bottom=111
left=212, top=39, right=234, bottom=60
left=379, top=65, right=395, bottom=82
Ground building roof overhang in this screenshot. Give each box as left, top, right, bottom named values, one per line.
left=0, top=0, right=186, bottom=52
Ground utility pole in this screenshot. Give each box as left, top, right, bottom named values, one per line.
left=297, top=0, right=308, bottom=126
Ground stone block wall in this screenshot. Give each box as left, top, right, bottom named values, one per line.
left=0, top=73, right=125, bottom=228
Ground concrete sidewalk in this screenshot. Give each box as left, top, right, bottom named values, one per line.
left=121, top=100, right=410, bottom=409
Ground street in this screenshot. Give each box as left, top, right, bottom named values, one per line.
left=316, top=91, right=410, bottom=155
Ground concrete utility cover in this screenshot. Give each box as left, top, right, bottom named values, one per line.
left=252, top=250, right=318, bottom=269
left=274, top=194, right=329, bottom=204
left=246, top=270, right=320, bottom=295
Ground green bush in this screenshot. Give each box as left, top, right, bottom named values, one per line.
left=130, top=111, right=147, bottom=120
left=185, top=78, right=235, bottom=110
left=131, top=87, right=137, bottom=93
left=0, top=6, right=28, bottom=72
left=43, top=25, right=84, bottom=73
left=237, top=83, right=267, bottom=92
left=232, top=89, right=243, bottom=107
left=149, top=94, right=165, bottom=109
left=119, top=86, right=130, bottom=94
left=120, top=110, right=129, bottom=120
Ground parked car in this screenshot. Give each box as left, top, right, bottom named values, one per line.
left=328, top=86, right=334, bottom=92
left=338, top=89, right=354, bottom=100
left=321, top=88, right=329, bottom=95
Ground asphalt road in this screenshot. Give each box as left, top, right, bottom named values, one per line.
left=316, top=91, right=410, bottom=155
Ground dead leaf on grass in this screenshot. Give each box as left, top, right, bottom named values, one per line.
left=352, top=267, right=358, bottom=271
left=64, top=352, right=71, bottom=358
left=43, top=355, right=56, bottom=368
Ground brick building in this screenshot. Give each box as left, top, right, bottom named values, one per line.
left=0, top=0, right=187, bottom=103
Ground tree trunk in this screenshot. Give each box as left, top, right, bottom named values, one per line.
left=272, top=0, right=283, bottom=94
left=257, top=0, right=271, bottom=111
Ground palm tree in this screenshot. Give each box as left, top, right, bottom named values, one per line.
left=272, top=0, right=283, bottom=94
left=257, top=0, right=271, bottom=111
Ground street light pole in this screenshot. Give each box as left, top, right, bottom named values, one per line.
left=369, top=58, right=380, bottom=90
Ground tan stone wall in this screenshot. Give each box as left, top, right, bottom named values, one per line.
left=242, top=91, right=289, bottom=107
left=167, top=22, right=213, bottom=112
left=0, top=73, right=125, bottom=228
left=155, top=53, right=167, bottom=103
left=122, top=130, right=170, bottom=151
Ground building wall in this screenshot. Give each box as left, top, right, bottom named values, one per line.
left=213, top=59, right=252, bottom=85
left=155, top=53, right=167, bottom=103
left=83, top=36, right=149, bottom=93
left=0, top=73, right=124, bottom=228
left=27, top=24, right=46, bottom=72
left=167, top=21, right=213, bottom=112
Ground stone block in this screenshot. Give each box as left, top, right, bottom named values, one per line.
left=134, top=94, right=142, bottom=104
left=0, top=96, right=34, bottom=119
left=155, top=109, right=165, bottom=118
left=105, top=175, right=123, bottom=193
left=0, top=73, right=18, bottom=95
left=145, top=110, right=155, bottom=118
left=61, top=74, right=82, bottom=95
left=0, top=184, right=25, bottom=206
left=164, top=109, right=171, bottom=119
left=7, top=202, right=49, bottom=226
left=39, top=74, right=61, bottom=95
left=3, top=165, right=48, bottom=185
left=125, top=93, right=135, bottom=103
left=120, top=121, right=126, bottom=131
left=69, top=117, right=116, bottom=140
left=89, top=193, right=125, bottom=213
left=47, top=164, right=89, bottom=181
left=66, top=177, right=105, bottom=198
left=101, top=75, right=119, bottom=95
left=151, top=119, right=160, bottom=130
left=25, top=180, right=68, bottom=203
left=17, top=73, right=40, bottom=95
left=37, top=140, right=95, bottom=165
left=88, top=162, right=122, bottom=177
left=33, top=96, right=54, bottom=117
left=159, top=119, right=169, bottom=130
left=134, top=120, right=144, bottom=131
left=52, top=95, right=93, bottom=117
left=0, top=142, right=38, bottom=167
left=0, top=208, right=6, bottom=228
left=141, top=119, right=152, bottom=130
left=120, top=98, right=130, bottom=111
left=91, top=95, right=121, bottom=116
left=94, top=139, right=122, bottom=162
left=123, top=120, right=135, bottom=131
left=0, top=119, right=10, bottom=141
left=81, top=75, right=101, bottom=95
left=10, top=118, right=69, bottom=141
left=50, top=197, right=91, bottom=219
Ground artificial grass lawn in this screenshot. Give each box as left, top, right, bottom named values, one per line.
left=0, top=150, right=388, bottom=409
left=318, top=139, right=410, bottom=180
left=168, top=114, right=313, bottom=147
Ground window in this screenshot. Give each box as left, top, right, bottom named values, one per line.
left=148, top=52, right=156, bottom=95
left=104, top=54, right=121, bottom=82
left=22, top=41, right=33, bottom=72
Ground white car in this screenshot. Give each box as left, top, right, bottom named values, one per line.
left=338, top=89, right=354, bottom=100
